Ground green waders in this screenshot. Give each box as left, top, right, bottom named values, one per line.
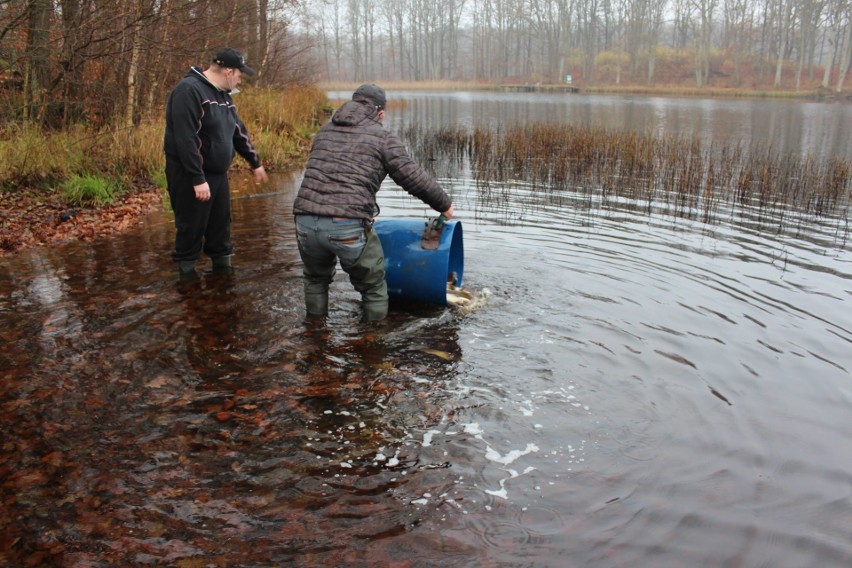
left=298, top=224, right=388, bottom=322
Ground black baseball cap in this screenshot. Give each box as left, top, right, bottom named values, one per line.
left=212, top=48, right=255, bottom=76
left=353, top=84, right=386, bottom=110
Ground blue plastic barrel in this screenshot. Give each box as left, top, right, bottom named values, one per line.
left=373, top=218, right=464, bottom=306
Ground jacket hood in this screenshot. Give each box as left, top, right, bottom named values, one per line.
left=185, top=66, right=228, bottom=92
left=332, top=100, right=379, bottom=127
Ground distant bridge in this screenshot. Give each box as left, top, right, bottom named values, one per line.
left=495, top=84, right=580, bottom=94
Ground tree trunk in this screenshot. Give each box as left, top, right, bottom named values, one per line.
left=836, top=22, right=852, bottom=93
left=24, top=0, right=52, bottom=124
left=257, top=0, right=269, bottom=78
left=59, top=0, right=85, bottom=126
left=822, top=35, right=836, bottom=89
left=124, top=1, right=144, bottom=128
left=647, top=45, right=656, bottom=85
left=774, top=0, right=792, bottom=88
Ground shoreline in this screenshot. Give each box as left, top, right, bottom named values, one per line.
left=4, top=82, right=847, bottom=259
left=320, top=80, right=850, bottom=101
left=0, top=186, right=164, bottom=258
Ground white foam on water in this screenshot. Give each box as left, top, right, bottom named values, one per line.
left=484, top=486, right=508, bottom=499
left=484, top=466, right=538, bottom=499
left=485, top=442, right=540, bottom=466
left=422, top=429, right=443, bottom=447
left=401, top=382, right=589, bottom=506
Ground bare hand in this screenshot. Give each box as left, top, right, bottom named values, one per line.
left=253, top=166, right=269, bottom=184
left=194, top=182, right=211, bottom=202
left=441, top=204, right=455, bottom=220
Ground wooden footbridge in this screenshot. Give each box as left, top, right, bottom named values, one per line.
left=495, top=84, right=580, bottom=94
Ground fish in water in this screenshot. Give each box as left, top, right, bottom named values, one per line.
left=446, top=283, right=488, bottom=311
left=419, top=348, right=454, bottom=360
left=446, top=285, right=475, bottom=307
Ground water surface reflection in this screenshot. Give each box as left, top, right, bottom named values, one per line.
left=1, top=178, right=472, bottom=565
left=333, top=91, right=852, bottom=160
left=2, top=107, right=851, bottom=564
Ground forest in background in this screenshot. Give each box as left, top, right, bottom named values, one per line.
left=0, top=0, right=312, bottom=130
left=0, top=0, right=850, bottom=133
left=305, top=0, right=851, bottom=93
left=0, top=0, right=848, bottom=253
left=0, top=1, right=325, bottom=253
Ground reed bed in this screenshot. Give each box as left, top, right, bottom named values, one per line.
left=401, top=122, right=851, bottom=223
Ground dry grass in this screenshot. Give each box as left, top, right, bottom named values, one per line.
left=0, top=86, right=328, bottom=198
left=238, top=85, right=329, bottom=135
left=237, top=85, right=329, bottom=169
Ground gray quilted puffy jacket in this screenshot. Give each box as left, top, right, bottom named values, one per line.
left=293, top=100, right=452, bottom=220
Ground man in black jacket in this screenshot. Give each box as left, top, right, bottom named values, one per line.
left=293, top=84, right=455, bottom=322
left=164, top=48, right=268, bottom=276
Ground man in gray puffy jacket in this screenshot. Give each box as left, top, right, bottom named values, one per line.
left=293, top=84, right=455, bottom=322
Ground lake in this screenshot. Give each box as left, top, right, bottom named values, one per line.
left=373, top=90, right=852, bottom=160
left=0, top=92, right=850, bottom=566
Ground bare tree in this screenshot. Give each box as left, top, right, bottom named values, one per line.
left=576, top=0, right=602, bottom=80
left=3, top=0, right=305, bottom=128
left=527, top=0, right=574, bottom=82
left=9, top=0, right=852, bottom=124
left=23, top=0, right=51, bottom=124
left=795, top=0, right=824, bottom=90
left=645, top=0, right=668, bottom=84
left=773, top=0, right=794, bottom=87
left=836, top=2, right=852, bottom=91
left=691, top=0, right=718, bottom=86
left=722, top=0, right=755, bottom=86
left=819, top=0, right=851, bottom=91
left=124, top=0, right=145, bottom=128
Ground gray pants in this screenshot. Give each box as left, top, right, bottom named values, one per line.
left=294, top=215, right=388, bottom=321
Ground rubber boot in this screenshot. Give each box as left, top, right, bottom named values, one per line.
left=178, top=259, right=198, bottom=281
left=345, top=229, right=388, bottom=322
left=362, top=303, right=388, bottom=323
left=212, top=254, right=233, bottom=274
left=361, top=281, right=389, bottom=322
left=304, top=291, right=329, bottom=318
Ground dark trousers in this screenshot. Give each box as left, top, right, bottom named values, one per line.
left=166, top=161, right=233, bottom=262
